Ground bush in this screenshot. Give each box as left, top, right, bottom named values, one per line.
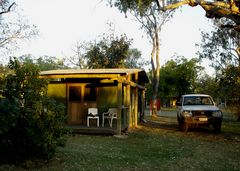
left=0, top=58, right=66, bottom=164
left=228, top=103, right=240, bottom=121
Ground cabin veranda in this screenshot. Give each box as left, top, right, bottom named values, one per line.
left=40, top=69, right=149, bottom=134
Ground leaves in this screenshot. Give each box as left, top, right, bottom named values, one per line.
left=108, top=0, right=153, bottom=15
left=198, top=18, right=240, bottom=70
left=0, top=1, right=38, bottom=57
left=85, top=34, right=145, bottom=68
left=158, top=57, right=203, bottom=98
left=198, top=18, right=240, bottom=115
left=0, top=57, right=66, bottom=164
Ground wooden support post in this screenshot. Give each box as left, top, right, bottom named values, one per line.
left=134, top=88, right=138, bottom=127
left=123, top=86, right=126, bottom=129
left=117, top=79, right=122, bottom=135
left=131, top=90, right=134, bottom=126
left=140, top=90, right=146, bottom=121
left=126, top=74, right=131, bottom=128
left=134, top=73, right=138, bottom=127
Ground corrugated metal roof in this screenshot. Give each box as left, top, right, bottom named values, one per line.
left=40, top=68, right=143, bottom=75
left=40, top=68, right=149, bottom=83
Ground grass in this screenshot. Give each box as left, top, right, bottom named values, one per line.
left=1, top=109, right=240, bottom=171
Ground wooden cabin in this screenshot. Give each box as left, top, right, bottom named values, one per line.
left=40, top=69, right=149, bottom=134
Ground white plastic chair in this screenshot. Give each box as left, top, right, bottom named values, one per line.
left=87, top=108, right=99, bottom=127
left=102, top=108, right=118, bottom=128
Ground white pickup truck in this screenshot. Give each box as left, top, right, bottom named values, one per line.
left=176, top=94, right=223, bottom=132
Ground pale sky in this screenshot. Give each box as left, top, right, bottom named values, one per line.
left=12, top=0, right=213, bottom=72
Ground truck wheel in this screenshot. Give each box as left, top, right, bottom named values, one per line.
left=179, top=120, right=188, bottom=132
left=213, top=122, right=222, bottom=132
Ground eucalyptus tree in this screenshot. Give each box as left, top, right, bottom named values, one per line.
left=107, top=0, right=240, bottom=32
left=108, top=0, right=174, bottom=115
left=86, top=35, right=146, bottom=68
left=70, top=34, right=146, bottom=69
left=0, top=0, right=37, bottom=56
left=0, top=1, right=15, bottom=18
left=198, top=18, right=240, bottom=119
left=124, top=48, right=149, bottom=68
left=198, top=19, right=240, bottom=71
left=197, top=18, right=240, bottom=90
left=159, top=0, right=240, bottom=32
left=68, top=41, right=89, bottom=69
left=86, top=35, right=132, bottom=68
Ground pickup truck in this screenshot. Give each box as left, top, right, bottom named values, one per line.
left=176, top=94, right=223, bottom=132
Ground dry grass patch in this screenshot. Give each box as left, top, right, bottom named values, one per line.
left=1, top=112, right=240, bottom=171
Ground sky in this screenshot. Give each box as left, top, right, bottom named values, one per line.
left=12, top=0, right=213, bottom=72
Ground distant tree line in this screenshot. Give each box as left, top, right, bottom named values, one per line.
left=68, top=34, right=148, bottom=69
left=146, top=57, right=204, bottom=107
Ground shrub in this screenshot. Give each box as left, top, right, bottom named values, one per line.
left=0, top=58, right=66, bottom=164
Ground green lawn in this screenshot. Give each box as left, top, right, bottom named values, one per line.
left=1, top=110, right=240, bottom=171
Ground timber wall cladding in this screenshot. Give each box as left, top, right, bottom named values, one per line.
left=47, top=83, right=66, bottom=103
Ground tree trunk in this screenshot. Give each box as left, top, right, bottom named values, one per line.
left=151, top=75, right=158, bottom=116
left=237, top=46, right=240, bottom=121
left=151, top=28, right=161, bottom=116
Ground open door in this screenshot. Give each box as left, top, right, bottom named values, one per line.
left=67, top=83, right=97, bottom=125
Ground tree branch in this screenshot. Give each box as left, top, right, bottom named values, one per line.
left=236, top=47, right=240, bottom=58
left=162, top=0, right=237, bottom=11
left=161, top=0, right=240, bottom=29
left=0, top=2, right=16, bottom=15
left=155, top=0, right=161, bottom=9
left=221, top=23, right=240, bottom=32
left=162, top=0, right=190, bottom=11
left=131, top=11, right=154, bottom=39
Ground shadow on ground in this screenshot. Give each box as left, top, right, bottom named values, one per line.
left=142, top=116, right=179, bottom=131
left=140, top=110, right=240, bottom=143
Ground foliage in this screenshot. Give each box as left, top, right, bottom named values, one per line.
left=17, top=54, right=69, bottom=71
left=145, top=57, right=203, bottom=106
left=218, top=65, right=240, bottom=119
left=108, top=0, right=153, bottom=16
left=154, top=57, right=203, bottom=105
left=198, top=18, right=240, bottom=118
left=108, top=0, right=174, bottom=116
left=0, top=64, right=10, bottom=91
left=0, top=58, right=66, bottom=164
left=161, top=0, right=240, bottom=31
left=0, top=1, right=37, bottom=56
left=124, top=48, right=149, bottom=68
left=87, top=35, right=130, bottom=68
left=67, top=41, right=89, bottom=69
left=195, top=74, right=219, bottom=99
left=197, top=19, right=240, bottom=71
left=108, top=0, right=240, bottom=32
left=5, top=54, right=70, bottom=71
left=36, top=56, right=68, bottom=71
left=70, top=34, right=147, bottom=69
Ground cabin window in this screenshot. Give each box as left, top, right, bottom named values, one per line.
left=84, top=86, right=96, bottom=101
left=69, top=86, right=81, bottom=101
